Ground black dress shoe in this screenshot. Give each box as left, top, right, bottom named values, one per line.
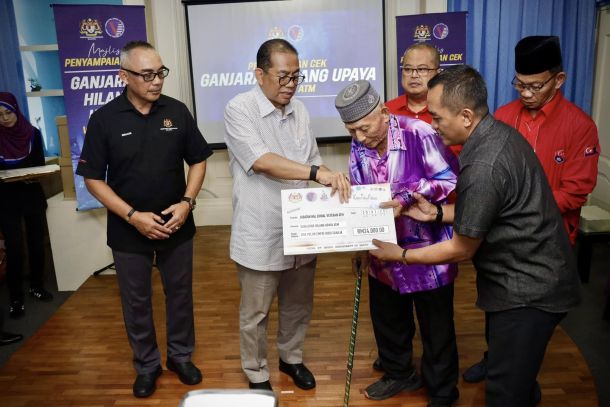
left=0, top=332, right=23, bottom=346
left=372, top=357, right=384, bottom=372
left=133, top=366, right=162, bottom=398
left=167, top=359, right=202, bottom=385
left=462, top=357, right=486, bottom=383
left=249, top=380, right=273, bottom=391
left=9, top=300, right=24, bottom=319
left=279, top=359, right=316, bottom=390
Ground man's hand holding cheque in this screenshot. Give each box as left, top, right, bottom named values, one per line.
left=379, top=192, right=452, bottom=222
left=371, top=192, right=457, bottom=263
left=315, top=166, right=351, bottom=203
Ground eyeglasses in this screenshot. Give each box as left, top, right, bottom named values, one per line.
left=121, top=67, right=170, bottom=82
left=274, top=74, right=305, bottom=86
left=402, top=66, right=439, bottom=76
left=511, top=74, right=556, bottom=93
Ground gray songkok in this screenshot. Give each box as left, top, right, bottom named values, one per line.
left=335, top=80, right=380, bottom=123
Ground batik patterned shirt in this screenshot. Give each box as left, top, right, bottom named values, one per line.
left=349, top=114, right=459, bottom=293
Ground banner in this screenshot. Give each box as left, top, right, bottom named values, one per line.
left=395, top=12, right=467, bottom=96
left=53, top=5, right=146, bottom=210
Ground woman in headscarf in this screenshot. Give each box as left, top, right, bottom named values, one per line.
left=0, top=92, right=53, bottom=319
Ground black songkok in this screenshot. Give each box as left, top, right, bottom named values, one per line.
left=515, top=36, right=563, bottom=75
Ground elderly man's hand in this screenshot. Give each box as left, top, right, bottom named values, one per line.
left=369, top=239, right=404, bottom=262
left=316, top=167, right=351, bottom=203
left=402, top=192, right=437, bottom=222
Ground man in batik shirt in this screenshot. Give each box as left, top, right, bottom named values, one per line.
left=335, top=80, right=460, bottom=406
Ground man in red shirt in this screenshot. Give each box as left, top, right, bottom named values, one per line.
left=385, top=43, right=461, bottom=156
left=462, top=36, right=600, bottom=392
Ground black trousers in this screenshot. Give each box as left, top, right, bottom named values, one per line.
left=486, top=307, right=565, bottom=407
left=0, top=208, right=46, bottom=301
left=369, top=276, right=459, bottom=402
left=113, top=238, right=196, bottom=374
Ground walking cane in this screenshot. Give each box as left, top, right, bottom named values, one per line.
left=343, top=257, right=363, bottom=407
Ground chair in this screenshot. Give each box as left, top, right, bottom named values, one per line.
left=178, top=389, right=277, bottom=407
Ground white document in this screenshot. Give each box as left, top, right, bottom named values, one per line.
left=281, top=183, right=397, bottom=255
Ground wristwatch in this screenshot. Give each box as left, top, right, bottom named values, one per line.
left=181, top=196, right=196, bottom=211
left=126, top=208, right=136, bottom=223
left=309, top=165, right=320, bottom=182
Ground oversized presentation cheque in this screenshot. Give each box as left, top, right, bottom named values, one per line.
left=281, top=184, right=398, bottom=255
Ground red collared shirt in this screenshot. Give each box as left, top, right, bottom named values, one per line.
left=515, top=91, right=562, bottom=152
left=385, top=94, right=462, bottom=156
left=495, top=91, right=600, bottom=245
left=385, top=94, right=434, bottom=122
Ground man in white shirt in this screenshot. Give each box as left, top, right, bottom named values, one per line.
left=224, top=38, right=350, bottom=391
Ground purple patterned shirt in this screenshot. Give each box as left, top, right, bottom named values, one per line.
left=350, top=115, right=459, bottom=293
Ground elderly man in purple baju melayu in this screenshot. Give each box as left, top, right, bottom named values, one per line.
left=335, top=80, right=460, bottom=407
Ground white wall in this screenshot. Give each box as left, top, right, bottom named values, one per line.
left=145, top=0, right=447, bottom=225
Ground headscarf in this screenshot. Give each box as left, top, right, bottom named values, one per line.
left=0, top=92, right=36, bottom=164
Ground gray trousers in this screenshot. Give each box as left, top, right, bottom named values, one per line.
left=113, top=238, right=195, bottom=374
left=237, top=259, right=316, bottom=383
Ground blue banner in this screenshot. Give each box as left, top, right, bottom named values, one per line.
left=395, top=12, right=467, bottom=96
left=52, top=4, right=146, bottom=210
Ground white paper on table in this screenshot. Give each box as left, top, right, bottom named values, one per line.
left=281, top=183, right=397, bottom=255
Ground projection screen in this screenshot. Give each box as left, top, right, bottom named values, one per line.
left=184, top=0, right=386, bottom=148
